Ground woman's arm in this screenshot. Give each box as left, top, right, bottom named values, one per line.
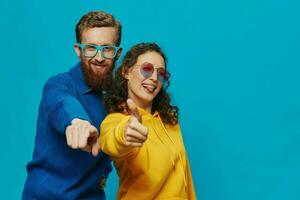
left=100, top=113, right=140, bottom=160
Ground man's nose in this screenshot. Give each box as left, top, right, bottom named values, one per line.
left=94, top=50, right=104, bottom=62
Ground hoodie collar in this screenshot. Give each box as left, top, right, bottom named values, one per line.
left=137, top=107, right=159, bottom=120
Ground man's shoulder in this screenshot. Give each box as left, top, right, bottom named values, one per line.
left=47, top=71, right=72, bottom=84
left=45, top=64, right=80, bottom=86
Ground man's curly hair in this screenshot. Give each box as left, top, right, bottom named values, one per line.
left=104, top=42, right=178, bottom=125
left=75, top=11, right=122, bottom=46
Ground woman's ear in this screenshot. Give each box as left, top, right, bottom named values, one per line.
left=122, top=68, right=129, bottom=79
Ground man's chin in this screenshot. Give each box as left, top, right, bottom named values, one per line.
left=86, top=71, right=112, bottom=91
left=90, top=63, right=107, bottom=75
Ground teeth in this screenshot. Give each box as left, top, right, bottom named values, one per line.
left=142, top=84, right=155, bottom=88
left=145, top=85, right=154, bottom=89
left=142, top=84, right=156, bottom=92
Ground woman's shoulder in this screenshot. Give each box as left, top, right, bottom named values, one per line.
left=101, top=112, right=132, bottom=132
left=165, top=122, right=180, bottom=129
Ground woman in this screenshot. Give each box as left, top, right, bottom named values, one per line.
left=100, top=42, right=196, bottom=199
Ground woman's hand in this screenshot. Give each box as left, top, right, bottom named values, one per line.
left=125, top=99, right=148, bottom=147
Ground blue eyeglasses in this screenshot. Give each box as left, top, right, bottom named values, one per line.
left=77, top=43, right=121, bottom=59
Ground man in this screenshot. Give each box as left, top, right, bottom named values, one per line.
left=22, top=11, right=122, bottom=199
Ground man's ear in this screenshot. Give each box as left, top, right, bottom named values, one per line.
left=115, top=47, right=123, bottom=60
left=74, top=43, right=81, bottom=59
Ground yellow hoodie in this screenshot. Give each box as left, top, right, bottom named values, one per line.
left=100, top=109, right=197, bottom=200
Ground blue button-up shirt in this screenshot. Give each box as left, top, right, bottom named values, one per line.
left=23, top=63, right=112, bottom=200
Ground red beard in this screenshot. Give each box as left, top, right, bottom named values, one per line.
left=81, top=61, right=113, bottom=93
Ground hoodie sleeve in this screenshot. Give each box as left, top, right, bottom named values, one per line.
left=100, top=113, right=139, bottom=160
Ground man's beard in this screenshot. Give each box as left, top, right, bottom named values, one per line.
left=81, top=61, right=113, bottom=93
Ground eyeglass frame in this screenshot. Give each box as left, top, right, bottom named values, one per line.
left=76, top=43, right=121, bottom=60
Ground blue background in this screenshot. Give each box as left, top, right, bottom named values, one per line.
left=0, top=0, right=300, bottom=199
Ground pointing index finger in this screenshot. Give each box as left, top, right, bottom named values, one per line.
left=127, top=99, right=142, bottom=122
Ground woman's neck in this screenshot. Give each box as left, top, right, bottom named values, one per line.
left=128, top=97, right=152, bottom=113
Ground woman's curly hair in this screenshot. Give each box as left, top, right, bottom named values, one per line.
left=104, top=42, right=178, bottom=125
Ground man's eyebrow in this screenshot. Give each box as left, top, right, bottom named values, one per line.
left=84, top=43, right=97, bottom=45
left=83, top=43, right=115, bottom=46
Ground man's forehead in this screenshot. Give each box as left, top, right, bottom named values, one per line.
left=81, top=27, right=118, bottom=45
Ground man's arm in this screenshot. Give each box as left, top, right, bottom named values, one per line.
left=42, top=75, right=99, bottom=156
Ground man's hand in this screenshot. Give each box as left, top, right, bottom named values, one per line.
left=125, top=99, right=148, bottom=147
left=66, top=118, right=99, bottom=156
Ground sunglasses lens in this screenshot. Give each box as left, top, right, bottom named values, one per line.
left=157, top=68, right=170, bottom=83
left=139, top=62, right=170, bottom=83
left=140, top=63, right=154, bottom=78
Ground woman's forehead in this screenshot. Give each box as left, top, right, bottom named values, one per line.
left=135, top=52, right=165, bottom=68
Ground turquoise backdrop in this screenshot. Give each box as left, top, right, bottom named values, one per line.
left=0, top=0, right=299, bottom=199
